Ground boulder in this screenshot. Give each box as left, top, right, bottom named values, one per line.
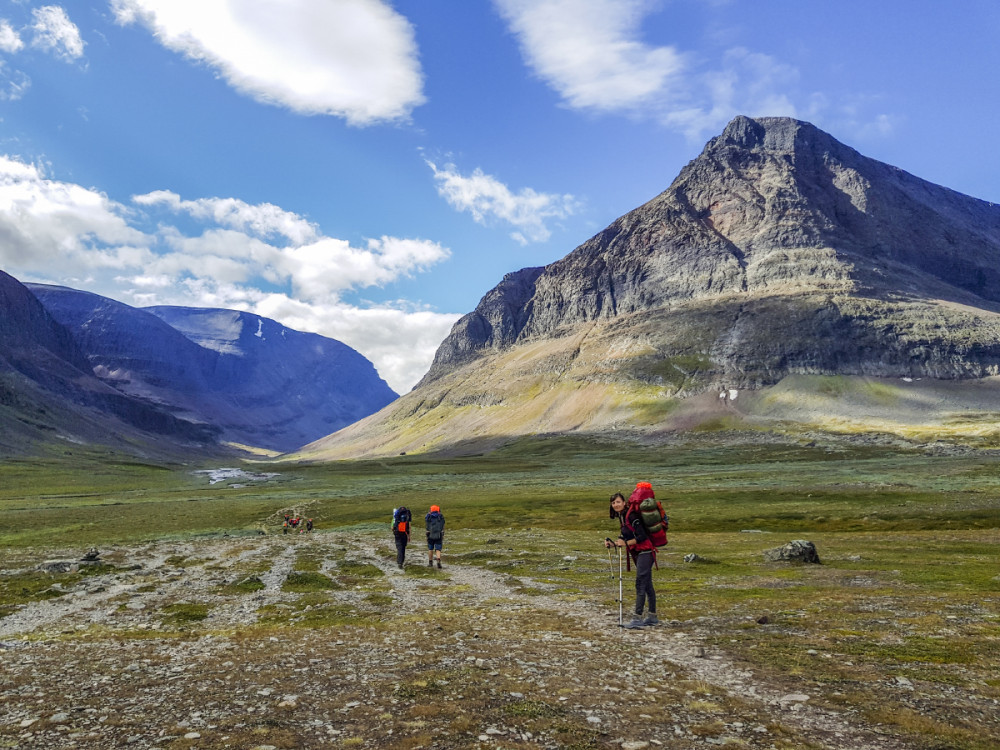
left=763, top=540, right=821, bottom=564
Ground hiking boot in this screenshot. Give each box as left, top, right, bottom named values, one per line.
left=643, top=613, right=659, bottom=626
left=428, top=559, right=433, bottom=567
left=397, top=562, right=403, bottom=570
left=436, top=561, right=442, bottom=569
left=623, top=616, right=646, bottom=629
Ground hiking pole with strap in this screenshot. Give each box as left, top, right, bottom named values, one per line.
left=617, top=543, right=624, bottom=627
left=604, top=538, right=615, bottom=580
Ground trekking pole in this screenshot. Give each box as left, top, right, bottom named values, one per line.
left=604, top=538, right=615, bottom=580
left=617, top=543, right=624, bottom=628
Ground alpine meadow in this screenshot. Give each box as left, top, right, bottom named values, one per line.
left=3, top=115, right=1000, bottom=749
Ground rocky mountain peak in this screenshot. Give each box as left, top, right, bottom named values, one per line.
left=419, top=116, right=1000, bottom=388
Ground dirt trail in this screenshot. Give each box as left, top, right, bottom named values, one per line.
left=0, top=534, right=918, bottom=749
left=363, top=538, right=911, bottom=750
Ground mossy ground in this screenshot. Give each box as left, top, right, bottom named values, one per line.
left=1, top=436, right=998, bottom=748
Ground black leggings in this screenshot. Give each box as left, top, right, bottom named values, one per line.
left=395, top=537, right=407, bottom=566
left=633, top=551, right=656, bottom=615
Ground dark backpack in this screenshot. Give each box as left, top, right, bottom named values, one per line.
left=392, top=507, right=412, bottom=534
left=426, top=511, right=445, bottom=540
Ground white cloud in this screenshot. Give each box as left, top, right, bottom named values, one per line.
left=0, top=155, right=454, bottom=391
left=0, top=20, right=24, bottom=54
left=250, top=294, right=460, bottom=393
left=30, top=6, right=85, bottom=61
left=134, top=190, right=320, bottom=245
left=111, top=0, right=425, bottom=125
left=494, top=0, right=891, bottom=144
left=662, top=47, right=799, bottom=139
left=494, top=0, right=685, bottom=112
left=427, top=160, right=579, bottom=245
left=0, top=155, right=151, bottom=272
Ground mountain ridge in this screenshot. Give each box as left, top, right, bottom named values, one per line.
left=25, top=285, right=397, bottom=453
left=302, top=116, right=1000, bottom=460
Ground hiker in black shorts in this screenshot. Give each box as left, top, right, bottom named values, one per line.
left=425, top=505, right=445, bottom=568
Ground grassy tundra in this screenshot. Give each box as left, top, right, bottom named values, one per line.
left=1, top=436, right=998, bottom=749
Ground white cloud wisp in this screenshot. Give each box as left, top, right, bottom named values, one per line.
left=427, top=160, right=579, bottom=245
left=494, top=0, right=890, bottom=142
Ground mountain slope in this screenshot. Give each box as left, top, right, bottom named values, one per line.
left=0, top=271, right=217, bottom=457
left=27, top=285, right=397, bottom=452
left=299, top=116, right=1000, bottom=459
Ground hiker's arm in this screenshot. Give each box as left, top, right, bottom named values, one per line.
left=631, top=518, right=649, bottom=545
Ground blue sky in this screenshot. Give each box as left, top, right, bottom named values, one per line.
left=1, top=1, right=998, bottom=393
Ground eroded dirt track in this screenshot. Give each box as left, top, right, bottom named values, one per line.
left=1, top=533, right=921, bottom=749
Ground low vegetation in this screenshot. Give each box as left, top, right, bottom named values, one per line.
left=1, top=435, right=998, bottom=748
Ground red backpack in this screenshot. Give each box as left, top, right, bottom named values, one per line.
left=628, top=482, right=668, bottom=549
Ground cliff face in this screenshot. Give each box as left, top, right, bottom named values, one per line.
left=27, top=286, right=397, bottom=452
left=301, top=117, right=1000, bottom=459
left=421, top=116, right=1000, bottom=388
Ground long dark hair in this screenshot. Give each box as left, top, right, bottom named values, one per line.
left=608, top=492, right=625, bottom=519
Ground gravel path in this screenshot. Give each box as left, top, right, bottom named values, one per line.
left=0, top=533, right=921, bottom=749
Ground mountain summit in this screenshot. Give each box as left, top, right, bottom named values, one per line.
left=424, top=115, right=1000, bottom=386
left=301, top=116, right=1000, bottom=459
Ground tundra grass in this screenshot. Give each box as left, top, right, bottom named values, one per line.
left=2, top=437, right=1000, bottom=747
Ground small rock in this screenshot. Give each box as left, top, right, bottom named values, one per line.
left=621, top=742, right=650, bottom=750
left=778, top=693, right=810, bottom=705
left=184, top=732, right=201, bottom=739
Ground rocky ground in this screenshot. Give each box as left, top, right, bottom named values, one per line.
left=0, top=532, right=962, bottom=749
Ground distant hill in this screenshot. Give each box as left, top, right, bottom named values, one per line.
left=0, top=270, right=217, bottom=457
left=25, top=285, right=397, bottom=453
left=299, top=116, right=1000, bottom=459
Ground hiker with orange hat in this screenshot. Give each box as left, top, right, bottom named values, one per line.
left=425, top=504, right=445, bottom=568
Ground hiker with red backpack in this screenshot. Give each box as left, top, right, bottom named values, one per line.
left=605, top=482, right=668, bottom=629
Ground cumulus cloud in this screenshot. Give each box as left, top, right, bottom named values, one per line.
left=0, top=155, right=455, bottom=392
left=427, top=160, right=579, bottom=245
left=111, top=0, right=425, bottom=125
left=0, top=155, right=151, bottom=272
left=0, top=20, right=24, bottom=54
left=30, top=5, right=85, bottom=61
